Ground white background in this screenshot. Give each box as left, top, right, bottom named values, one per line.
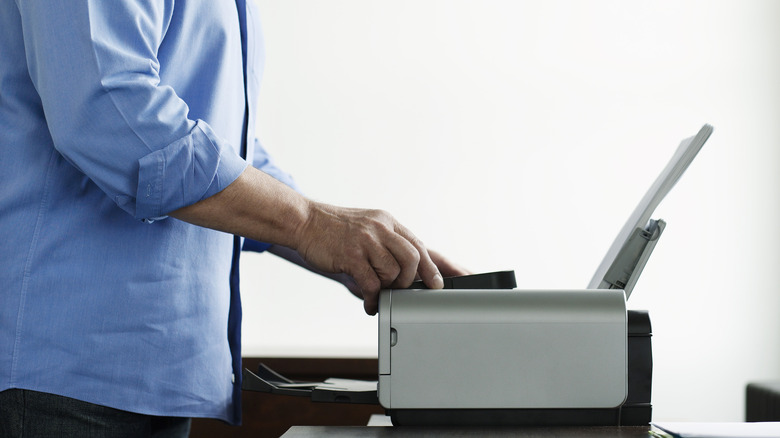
left=240, top=0, right=780, bottom=422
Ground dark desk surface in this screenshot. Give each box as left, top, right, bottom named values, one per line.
left=281, top=425, right=654, bottom=437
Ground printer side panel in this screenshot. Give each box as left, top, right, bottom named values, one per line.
left=378, top=289, right=627, bottom=410
left=378, top=290, right=392, bottom=408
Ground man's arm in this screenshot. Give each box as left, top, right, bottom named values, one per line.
left=170, top=165, right=443, bottom=315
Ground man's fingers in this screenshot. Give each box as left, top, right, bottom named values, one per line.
left=394, top=223, right=443, bottom=290
left=368, top=245, right=403, bottom=289
left=380, top=234, right=420, bottom=289
left=363, top=290, right=379, bottom=315
left=350, top=230, right=436, bottom=314
left=416, top=248, right=443, bottom=289
left=349, top=263, right=382, bottom=315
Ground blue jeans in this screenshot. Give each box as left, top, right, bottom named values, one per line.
left=0, top=389, right=191, bottom=438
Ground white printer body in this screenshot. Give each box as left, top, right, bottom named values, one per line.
left=375, top=124, right=712, bottom=425
left=377, top=288, right=628, bottom=411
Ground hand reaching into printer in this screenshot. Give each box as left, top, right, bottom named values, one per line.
left=267, top=228, right=471, bottom=314
left=171, top=165, right=451, bottom=314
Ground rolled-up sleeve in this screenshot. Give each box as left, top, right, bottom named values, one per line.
left=133, top=122, right=247, bottom=220
left=17, top=0, right=246, bottom=220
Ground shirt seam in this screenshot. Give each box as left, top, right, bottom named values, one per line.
left=10, top=149, right=57, bottom=387
left=155, top=148, right=165, bottom=217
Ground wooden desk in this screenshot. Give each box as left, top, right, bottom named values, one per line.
left=281, top=425, right=653, bottom=437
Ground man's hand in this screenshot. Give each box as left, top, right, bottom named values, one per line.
left=294, top=203, right=443, bottom=315
left=268, top=244, right=470, bottom=314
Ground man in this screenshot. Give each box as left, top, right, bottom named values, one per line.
left=0, top=1, right=465, bottom=436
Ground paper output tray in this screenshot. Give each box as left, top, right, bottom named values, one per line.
left=242, top=363, right=379, bottom=404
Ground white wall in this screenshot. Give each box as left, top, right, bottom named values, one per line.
left=241, top=0, right=780, bottom=422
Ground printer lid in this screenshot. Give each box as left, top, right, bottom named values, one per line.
left=588, top=124, right=713, bottom=298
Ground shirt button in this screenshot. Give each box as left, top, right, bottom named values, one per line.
left=231, top=373, right=236, bottom=384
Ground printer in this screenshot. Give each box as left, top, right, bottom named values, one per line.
left=243, top=125, right=713, bottom=427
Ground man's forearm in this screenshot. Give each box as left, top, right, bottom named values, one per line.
left=170, top=166, right=309, bottom=249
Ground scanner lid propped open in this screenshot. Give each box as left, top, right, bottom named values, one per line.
left=588, top=124, right=713, bottom=298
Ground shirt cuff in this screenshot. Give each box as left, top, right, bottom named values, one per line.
left=134, top=121, right=247, bottom=220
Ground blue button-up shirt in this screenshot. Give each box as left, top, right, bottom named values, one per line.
left=0, top=0, right=294, bottom=424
